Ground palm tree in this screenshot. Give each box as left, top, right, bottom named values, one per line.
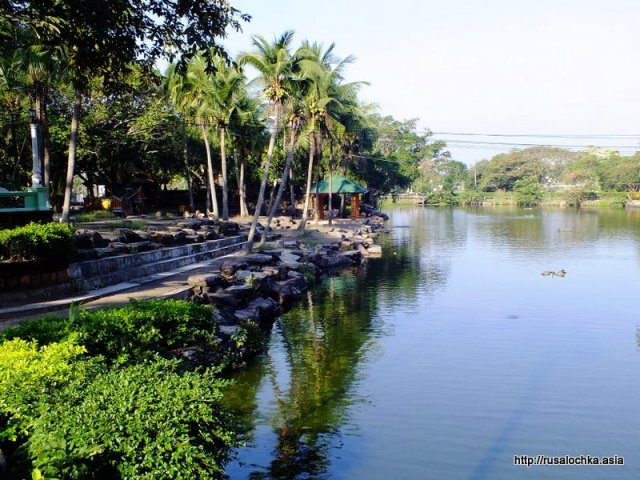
left=165, top=59, right=219, bottom=216
left=238, top=31, right=296, bottom=252
left=296, top=43, right=361, bottom=231
left=229, top=94, right=268, bottom=217
left=203, top=54, right=247, bottom=220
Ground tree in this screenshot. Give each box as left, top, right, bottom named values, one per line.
left=0, top=0, right=249, bottom=222
left=239, top=31, right=296, bottom=252
left=200, top=55, right=247, bottom=220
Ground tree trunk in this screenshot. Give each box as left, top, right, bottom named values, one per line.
left=245, top=101, right=281, bottom=252
left=61, top=88, right=82, bottom=223
left=42, top=92, right=51, bottom=192
left=202, top=125, right=218, bottom=217
left=289, top=165, right=296, bottom=214
left=220, top=127, right=229, bottom=220
left=233, top=148, right=248, bottom=217
left=260, top=126, right=297, bottom=247
left=298, top=130, right=315, bottom=232
left=328, top=165, right=333, bottom=226
left=183, top=118, right=195, bottom=211
left=266, top=178, right=278, bottom=215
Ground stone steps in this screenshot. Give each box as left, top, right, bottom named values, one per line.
left=69, top=236, right=247, bottom=292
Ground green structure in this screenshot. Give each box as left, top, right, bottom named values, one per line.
left=309, top=174, right=367, bottom=220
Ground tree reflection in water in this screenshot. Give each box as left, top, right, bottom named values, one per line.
left=224, top=231, right=451, bottom=479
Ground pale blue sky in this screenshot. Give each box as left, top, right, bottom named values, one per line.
left=223, top=0, right=640, bottom=164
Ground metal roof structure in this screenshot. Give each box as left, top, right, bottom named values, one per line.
left=309, top=174, right=368, bottom=194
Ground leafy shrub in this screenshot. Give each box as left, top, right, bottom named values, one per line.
left=27, top=359, right=237, bottom=479
left=73, top=210, right=117, bottom=222
left=0, top=223, right=76, bottom=262
left=72, top=299, right=219, bottom=363
left=0, top=315, right=72, bottom=346
left=0, top=338, right=87, bottom=442
left=513, top=177, right=543, bottom=207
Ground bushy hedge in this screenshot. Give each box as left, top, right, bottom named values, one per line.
left=0, top=300, right=219, bottom=363
left=0, top=338, right=87, bottom=442
left=0, top=315, right=72, bottom=346
left=0, top=223, right=76, bottom=262
left=73, top=299, right=219, bottom=363
left=27, top=360, right=236, bottom=480
left=0, top=299, right=239, bottom=478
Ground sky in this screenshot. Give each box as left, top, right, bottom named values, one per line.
left=222, top=0, right=640, bottom=165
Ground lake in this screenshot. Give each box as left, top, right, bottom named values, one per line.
left=223, top=206, right=640, bottom=479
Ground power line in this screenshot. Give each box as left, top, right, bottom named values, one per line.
left=432, top=131, right=640, bottom=139
left=438, top=138, right=640, bottom=149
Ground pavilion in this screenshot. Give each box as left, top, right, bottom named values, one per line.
left=309, top=174, right=368, bottom=220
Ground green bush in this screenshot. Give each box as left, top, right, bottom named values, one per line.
left=72, top=299, right=219, bottom=363
left=0, top=223, right=76, bottom=262
left=0, top=338, right=87, bottom=442
left=27, top=359, right=237, bottom=479
left=513, top=177, right=543, bottom=207
left=0, top=315, right=72, bottom=346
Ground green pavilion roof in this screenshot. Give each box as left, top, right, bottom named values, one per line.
left=310, top=174, right=368, bottom=194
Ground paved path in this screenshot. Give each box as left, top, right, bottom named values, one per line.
left=0, top=252, right=245, bottom=328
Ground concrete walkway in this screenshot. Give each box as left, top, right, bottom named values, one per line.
left=0, top=251, right=246, bottom=328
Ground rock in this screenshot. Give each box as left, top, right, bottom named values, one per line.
left=75, top=230, right=108, bottom=249
left=177, top=219, right=203, bottom=229
left=203, top=230, right=219, bottom=241
left=279, top=239, right=299, bottom=249
left=246, top=253, right=274, bottom=265
left=356, top=243, right=370, bottom=257
left=234, top=297, right=280, bottom=322
left=339, top=240, right=354, bottom=251
left=219, top=324, right=241, bottom=336
left=207, top=292, right=243, bottom=307
left=367, top=244, right=382, bottom=255
left=233, top=269, right=254, bottom=283
left=224, top=284, right=255, bottom=299
left=270, top=276, right=308, bottom=303
left=187, top=273, right=224, bottom=288
left=150, top=231, right=175, bottom=246
left=220, top=260, right=239, bottom=278
left=315, top=253, right=352, bottom=268
left=109, top=241, right=130, bottom=254
left=261, top=265, right=288, bottom=281
left=341, top=250, right=363, bottom=265
left=280, top=251, right=301, bottom=263
left=219, top=221, right=240, bottom=235
left=185, top=234, right=206, bottom=243
left=118, top=228, right=145, bottom=243
left=128, top=241, right=160, bottom=253
left=172, top=231, right=187, bottom=244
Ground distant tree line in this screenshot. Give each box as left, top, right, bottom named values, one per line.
left=411, top=146, right=640, bottom=207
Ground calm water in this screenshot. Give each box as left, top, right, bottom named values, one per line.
left=223, top=206, right=640, bottom=479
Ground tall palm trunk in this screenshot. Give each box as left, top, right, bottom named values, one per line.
left=260, top=126, right=298, bottom=247
left=220, top=127, right=229, bottom=220
left=245, top=101, right=281, bottom=252
left=233, top=148, right=249, bottom=217
left=42, top=92, right=51, bottom=191
left=61, top=88, right=82, bottom=223
left=298, top=130, right=316, bottom=231
left=289, top=167, right=296, bottom=213
left=202, top=125, right=219, bottom=217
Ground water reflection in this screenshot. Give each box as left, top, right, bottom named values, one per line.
left=224, top=206, right=640, bottom=480
left=223, top=219, right=452, bottom=479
